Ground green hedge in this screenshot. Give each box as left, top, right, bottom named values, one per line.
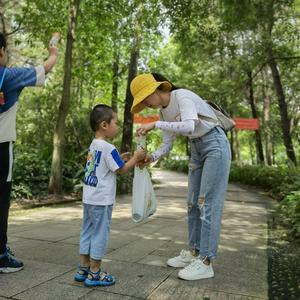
left=11, top=147, right=134, bottom=199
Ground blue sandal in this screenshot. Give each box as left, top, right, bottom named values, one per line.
left=74, top=266, right=89, bottom=282
left=84, top=269, right=115, bottom=287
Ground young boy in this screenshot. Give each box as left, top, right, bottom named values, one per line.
left=74, top=104, right=146, bottom=287
left=0, top=33, right=58, bottom=273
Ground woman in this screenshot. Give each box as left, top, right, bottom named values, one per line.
left=130, top=73, right=231, bottom=281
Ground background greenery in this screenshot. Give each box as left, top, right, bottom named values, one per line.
left=0, top=0, right=299, bottom=238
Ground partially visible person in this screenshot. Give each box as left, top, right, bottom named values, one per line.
left=0, top=33, right=58, bottom=273
left=74, top=104, right=146, bottom=287
left=130, top=73, right=231, bottom=281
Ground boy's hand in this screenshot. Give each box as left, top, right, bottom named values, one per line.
left=120, top=152, right=132, bottom=162
left=133, top=149, right=146, bottom=161
left=137, top=154, right=153, bottom=168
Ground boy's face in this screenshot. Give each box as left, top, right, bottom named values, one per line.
left=0, top=47, right=8, bottom=66
left=105, top=112, right=119, bottom=139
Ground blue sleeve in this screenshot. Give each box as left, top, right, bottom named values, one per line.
left=105, top=148, right=125, bottom=172
left=5, top=67, right=37, bottom=90
left=0, top=67, right=37, bottom=113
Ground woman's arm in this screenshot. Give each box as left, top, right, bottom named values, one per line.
left=155, top=119, right=195, bottom=135
left=151, top=130, right=175, bottom=161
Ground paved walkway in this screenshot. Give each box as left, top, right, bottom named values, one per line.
left=0, top=169, right=275, bottom=300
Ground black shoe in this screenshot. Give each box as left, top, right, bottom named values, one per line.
left=0, top=251, right=24, bottom=273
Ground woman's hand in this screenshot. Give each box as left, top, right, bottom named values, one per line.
left=136, top=122, right=156, bottom=136
left=137, top=154, right=153, bottom=169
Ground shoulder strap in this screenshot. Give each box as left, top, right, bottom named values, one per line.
left=0, top=67, right=7, bottom=90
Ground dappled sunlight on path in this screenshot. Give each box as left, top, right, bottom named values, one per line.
left=1, top=169, right=275, bottom=300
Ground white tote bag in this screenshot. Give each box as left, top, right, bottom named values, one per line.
left=131, top=136, right=156, bottom=223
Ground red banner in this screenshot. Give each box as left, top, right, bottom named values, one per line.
left=234, top=118, right=260, bottom=130
left=134, top=114, right=160, bottom=124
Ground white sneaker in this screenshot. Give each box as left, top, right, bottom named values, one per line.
left=178, top=258, right=214, bottom=280
left=167, top=250, right=195, bottom=268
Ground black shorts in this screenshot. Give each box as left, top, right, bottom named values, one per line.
left=0, top=141, right=13, bottom=253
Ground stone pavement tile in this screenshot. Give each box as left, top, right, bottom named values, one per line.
left=227, top=184, right=249, bottom=192
left=221, top=224, right=268, bottom=240
left=152, top=226, right=187, bottom=241
left=222, top=213, right=268, bottom=228
left=151, top=240, right=187, bottom=258
left=82, top=290, right=138, bottom=300
left=53, top=260, right=173, bottom=299
left=216, top=247, right=268, bottom=271
left=8, top=222, right=44, bottom=234
left=60, top=235, right=80, bottom=245
left=154, top=188, right=188, bottom=199
left=105, top=237, right=169, bottom=262
left=148, top=275, right=207, bottom=300
left=111, top=218, right=142, bottom=231
left=198, top=265, right=267, bottom=298
left=149, top=265, right=267, bottom=300
left=10, top=223, right=80, bottom=242
left=107, top=230, right=141, bottom=249
left=137, top=254, right=169, bottom=267
left=125, top=222, right=165, bottom=236
left=220, top=234, right=267, bottom=251
left=150, top=204, right=187, bottom=220
left=13, top=281, right=89, bottom=300
left=0, top=260, right=73, bottom=298
left=60, top=230, right=138, bottom=255
left=225, top=189, right=271, bottom=205
left=11, top=239, right=79, bottom=266
left=148, top=276, right=266, bottom=300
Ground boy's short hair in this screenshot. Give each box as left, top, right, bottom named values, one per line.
left=0, top=33, right=7, bottom=49
left=90, top=104, right=115, bottom=132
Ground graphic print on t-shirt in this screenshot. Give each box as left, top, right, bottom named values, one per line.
left=84, top=150, right=102, bottom=187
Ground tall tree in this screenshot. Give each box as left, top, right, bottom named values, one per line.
left=49, top=0, right=80, bottom=194
left=246, top=71, right=264, bottom=164
left=264, top=1, right=297, bottom=165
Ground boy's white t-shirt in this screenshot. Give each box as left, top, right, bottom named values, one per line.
left=83, top=139, right=124, bottom=206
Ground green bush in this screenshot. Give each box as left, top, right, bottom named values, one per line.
left=12, top=149, right=50, bottom=198
left=229, top=163, right=300, bottom=200
left=160, top=157, right=189, bottom=173
left=277, top=191, right=300, bottom=239
left=12, top=147, right=84, bottom=199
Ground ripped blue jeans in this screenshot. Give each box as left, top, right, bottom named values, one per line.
left=187, top=127, right=231, bottom=260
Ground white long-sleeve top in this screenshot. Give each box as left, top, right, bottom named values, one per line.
left=151, top=88, right=218, bottom=161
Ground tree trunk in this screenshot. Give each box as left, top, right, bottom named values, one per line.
left=262, top=69, right=272, bottom=165
left=230, top=131, right=235, bottom=161
left=234, top=130, right=241, bottom=163
left=247, top=71, right=264, bottom=164
left=48, top=0, right=80, bottom=194
left=120, top=41, right=139, bottom=153
left=111, top=50, right=119, bottom=113
left=267, top=48, right=297, bottom=165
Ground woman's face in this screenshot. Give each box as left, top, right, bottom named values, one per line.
left=142, top=91, right=162, bottom=109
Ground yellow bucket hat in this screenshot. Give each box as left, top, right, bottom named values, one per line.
left=130, top=73, right=172, bottom=114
